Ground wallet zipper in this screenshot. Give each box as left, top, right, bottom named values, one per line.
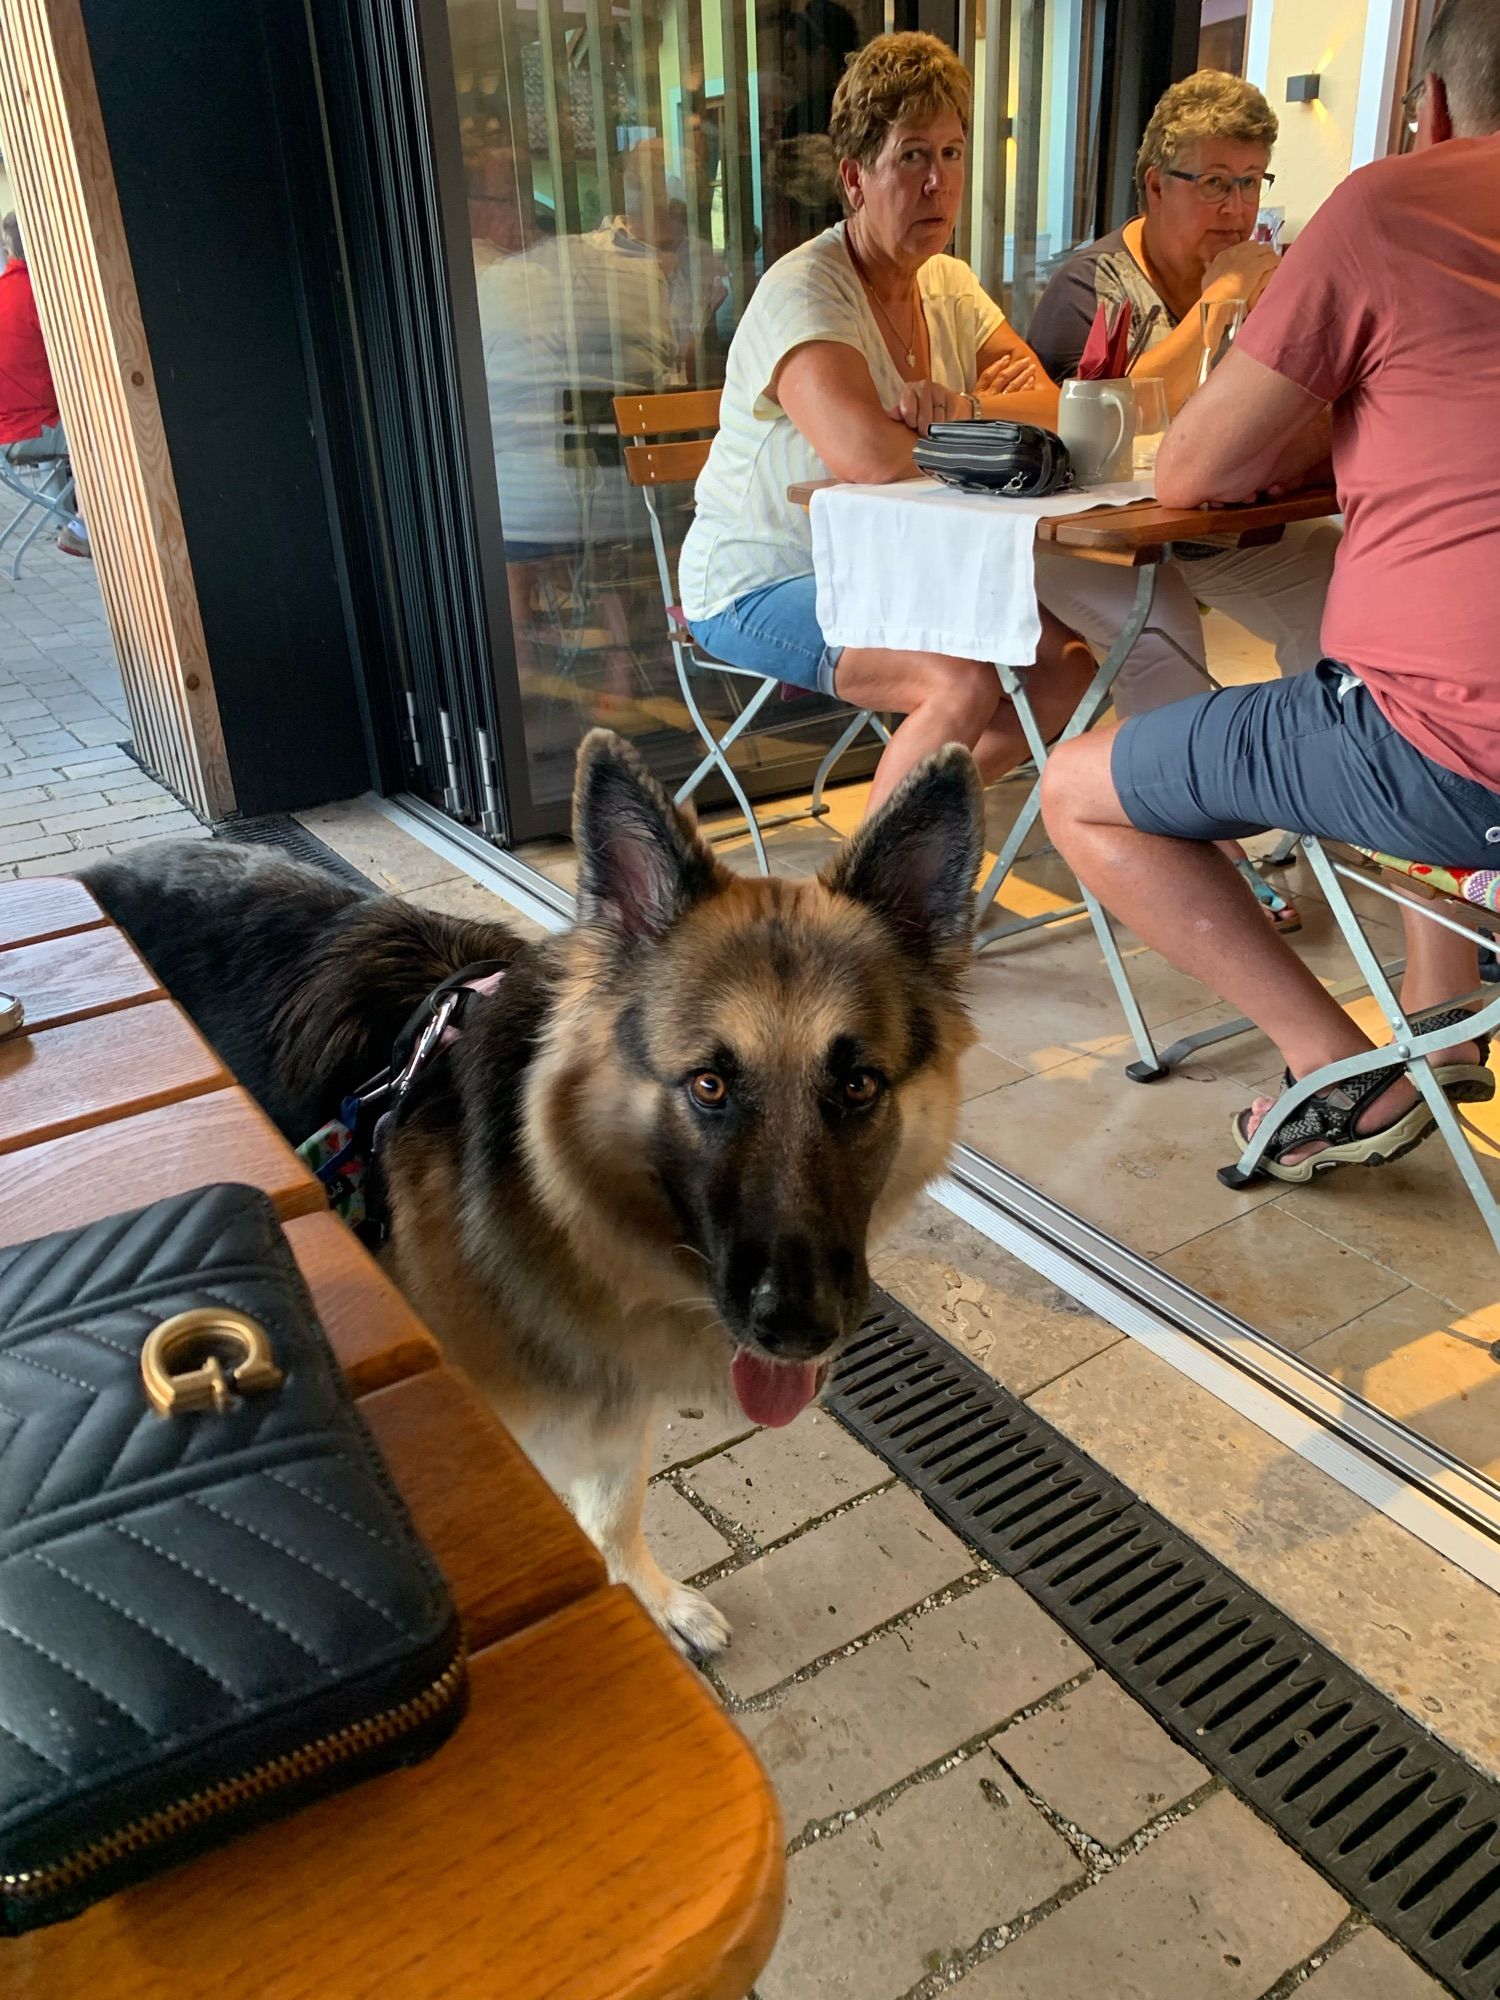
left=3, top=1645, right=466, bottom=1908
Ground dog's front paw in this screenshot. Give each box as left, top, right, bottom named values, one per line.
left=630, top=1573, right=731, bottom=1660
left=665, top=1580, right=732, bottom=1659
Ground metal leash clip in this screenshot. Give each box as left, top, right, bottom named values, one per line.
left=391, top=990, right=462, bottom=1099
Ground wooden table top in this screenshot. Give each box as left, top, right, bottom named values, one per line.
left=787, top=478, right=1339, bottom=567
left=2, top=879, right=783, bottom=2000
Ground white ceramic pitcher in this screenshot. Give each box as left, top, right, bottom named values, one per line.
left=1057, top=379, right=1136, bottom=486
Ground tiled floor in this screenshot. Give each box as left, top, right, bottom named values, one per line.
left=0, top=543, right=202, bottom=878
left=298, top=795, right=1489, bottom=2000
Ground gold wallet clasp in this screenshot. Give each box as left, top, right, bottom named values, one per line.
left=141, top=1309, right=284, bottom=1418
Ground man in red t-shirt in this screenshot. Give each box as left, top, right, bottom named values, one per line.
left=0, top=212, right=89, bottom=557
left=0, top=214, right=61, bottom=444
left=1041, top=0, right=1500, bottom=1184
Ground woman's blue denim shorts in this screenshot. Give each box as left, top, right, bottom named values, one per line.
left=687, top=573, right=843, bottom=697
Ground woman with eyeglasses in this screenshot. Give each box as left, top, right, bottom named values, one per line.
left=1030, top=71, right=1283, bottom=418
left=1027, top=70, right=1341, bottom=934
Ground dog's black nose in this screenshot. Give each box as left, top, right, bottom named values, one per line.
left=747, top=1271, right=839, bottom=1360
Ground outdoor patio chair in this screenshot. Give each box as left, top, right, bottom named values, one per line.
left=1220, top=837, right=1500, bottom=1257
left=613, top=388, right=889, bottom=874
left=0, top=434, right=75, bottom=580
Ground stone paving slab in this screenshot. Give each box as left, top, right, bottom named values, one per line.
left=737, top=1579, right=1088, bottom=1838
left=1297, top=1924, right=1451, bottom=1999
left=870, top=1195, right=1124, bottom=1398
left=758, top=1759, right=1082, bottom=2000
left=296, top=797, right=460, bottom=892
left=711, top=1486, right=979, bottom=1700
left=0, top=554, right=195, bottom=872
left=642, top=1481, right=736, bottom=1581
left=685, top=1410, right=890, bottom=1545
left=654, top=1401, right=755, bottom=1473
left=961, top=1791, right=1347, bottom=2000
left=993, top=1672, right=1208, bottom=1848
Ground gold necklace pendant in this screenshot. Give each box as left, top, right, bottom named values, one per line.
left=848, top=226, right=919, bottom=370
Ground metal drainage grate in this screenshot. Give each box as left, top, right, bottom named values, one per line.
left=213, top=814, right=376, bottom=894
left=826, top=1294, right=1500, bottom=1999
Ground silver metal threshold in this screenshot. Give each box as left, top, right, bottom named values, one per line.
left=940, top=1150, right=1500, bottom=1590
left=375, top=794, right=1500, bottom=1593
left=371, top=792, right=576, bottom=931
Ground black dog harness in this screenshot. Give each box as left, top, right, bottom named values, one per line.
left=295, top=960, right=507, bottom=1246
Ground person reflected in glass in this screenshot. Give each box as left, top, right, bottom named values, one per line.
left=478, top=136, right=677, bottom=708
left=464, top=128, right=534, bottom=276
left=662, top=197, right=730, bottom=384
left=680, top=32, right=1094, bottom=815
left=763, top=0, right=863, bottom=265
left=598, top=139, right=726, bottom=385
left=1028, top=71, right=1341, bottom=932
left=782, top=0, right=861, bottom=136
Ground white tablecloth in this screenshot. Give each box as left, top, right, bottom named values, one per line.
left=810, top=476, right=1155, bottom=666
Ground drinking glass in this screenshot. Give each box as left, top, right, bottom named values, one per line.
left=1199, top=298, right=1247, bottom=387
left=1130, top=377, right=1169, bottom=475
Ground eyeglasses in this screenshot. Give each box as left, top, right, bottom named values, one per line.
left=1402, top=78, right=1427, bottom=133
left=1166, top=168, right=1275, bottom=205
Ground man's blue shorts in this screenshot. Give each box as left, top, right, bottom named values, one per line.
left=688, top=574, right=842, bottom=697
left=1113, top=660, right=1500, bottom=868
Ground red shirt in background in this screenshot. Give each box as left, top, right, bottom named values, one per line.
left=0, top=255, right=61, bottom=444
left=1238, top=133, right=1500, bottom=791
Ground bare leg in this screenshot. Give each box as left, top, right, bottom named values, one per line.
left=1041, top=728, right=1482, bottom=1157
left=971, top=611, right=1097, bottom=780
left=526, top=1403, right=731, bottom=1658
left=839, top=610, right=1096, bottom=816
left=1400, top=905, right=1482, bottom=1018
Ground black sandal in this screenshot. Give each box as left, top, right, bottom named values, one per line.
left=1229, top=1059, right=1437, bottom=1185
left=1407, top=1004, right=1495, bottom=1104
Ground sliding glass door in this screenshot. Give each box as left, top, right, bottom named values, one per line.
left=308, top=0, right=1183, bottom=837
left=429, top=0, right=1126, bottom=830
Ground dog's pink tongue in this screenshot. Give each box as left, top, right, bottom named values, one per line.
left=731, top=1350, right=822, bottom=1427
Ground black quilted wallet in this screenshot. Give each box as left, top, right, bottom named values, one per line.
left=0, top=1183, right=467, bottom=1935
left=914, top=419, right=1076, bottom=497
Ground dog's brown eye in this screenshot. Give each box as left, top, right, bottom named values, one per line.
left=843, top=1070, right=881, bottom=1108
left=689, top=1070, right=728, bottom=1109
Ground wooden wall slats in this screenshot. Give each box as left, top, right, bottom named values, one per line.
left=0, top=0, right=234, bottom=820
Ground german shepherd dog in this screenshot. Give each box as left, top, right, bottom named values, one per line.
left=85, top=732, right=981, bottom=1654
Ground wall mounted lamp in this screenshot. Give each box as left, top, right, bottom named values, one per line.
left=1286, top=73, right=1322, bottom=103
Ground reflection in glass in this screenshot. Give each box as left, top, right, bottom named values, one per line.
left=447, top=0, right=1110, bottom=807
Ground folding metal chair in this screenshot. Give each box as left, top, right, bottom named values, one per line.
left=613, top=389, right=889, bottom=875
left=0, top=435, right=75, bottom=579
left=971, top=530, right=1329, bottom=1083
left=1220, top=838, right=1500, bottom=1257
left=970, top=553, right=1203, bottom=1076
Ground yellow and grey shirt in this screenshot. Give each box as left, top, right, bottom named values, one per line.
left=678, top=223, right=1005, bottom=621
left=1027, top=225, right=1176, bottom=382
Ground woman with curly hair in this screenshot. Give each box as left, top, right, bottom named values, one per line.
left=679, top=32, right=1093, bottom=813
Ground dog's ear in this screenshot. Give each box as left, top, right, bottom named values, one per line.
left=821, top=745, right=982, bottom=965
left=573, top=730, right=723, bottom=942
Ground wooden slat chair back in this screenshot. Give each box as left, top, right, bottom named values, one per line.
left=611, top=390, right=887, bottom=874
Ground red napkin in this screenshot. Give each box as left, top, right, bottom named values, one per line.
left=1076, top=299, right=1134, bottom=380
